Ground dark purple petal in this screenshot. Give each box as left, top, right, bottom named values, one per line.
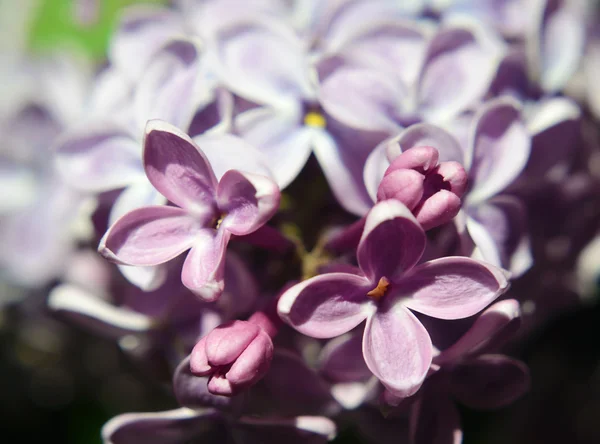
left=235, top=416, right=336, bottom=444
left=216, top=170, right=280, bottom=236
left=173, top=356, right=237, bottom=410
left=101, top=408, right=225, bottom=444
left=434, top=299, right=521, bottom=365
left=278, top=273, right=373, bottom=339
left=450, top=354, right=530, bottom=409
left=363, top=305, right=432, bottom=398
left=143, top=120, right=218, bottom=211
left=411, top=393, right=462, bottom=444
left=358, top=200, right=426, bottom=282
left=99, top=206, right=202, bottom=267
left=318, top=332, right=371, bottom=383
left=401, top=257, right=510, bottom=320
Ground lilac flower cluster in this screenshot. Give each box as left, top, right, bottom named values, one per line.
left=2, top=0, right=600, bottom=442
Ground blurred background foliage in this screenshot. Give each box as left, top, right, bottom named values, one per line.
left=29, top=0, right=166, bottom=58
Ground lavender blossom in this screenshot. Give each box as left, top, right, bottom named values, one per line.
left=278, top=199, right=509, bottom=398
left=99, top=120, right=280, bottom=301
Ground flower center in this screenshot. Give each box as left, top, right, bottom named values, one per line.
left=304, top=110, right=326, bottom=128
left=366, top=277, right=390, bottom=301
left=213, top=213, right=227, bottom=229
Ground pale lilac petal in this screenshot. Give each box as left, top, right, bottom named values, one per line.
left=234, top=105, right=312, bottom=188
left=465, top=98, right=530, bottom=204
left=363, top=137, right=394, bottom=204
left=435, top=299, right=521, bottom=365
left=118, top=264, right=168, bottom=292
left=337, top=20, right=430, bottom=86
left=401, top=257, right=510, bottom=320
left=101, top=408, right=224, bottom=444
left=216, top=170, right=280, bottom=236
left=358, top=200, right=425, bottom=282
left=418, top=25, right=502, bottom=121
left=109, top=6, right=184, bottom=81
left=48, top=284, right=155, bottom=339
left=319, top=67, right=403, bottom=133
left=313, top=123, right=379, bottom=217
left=134, top=38, right=204, bottom=131
left=109, top=182, right=167, bottom=225
left=196, top=129, right=276, bottom=181
left=450, top=355, right=530, bottom=409
left=363, top=306, right=432, bottom=398
left=99, top=206, right=201, bottom=266
left=213, top=20, right=314, bottom=106
left=143, top=120, right=218, bottom=211
left=182, top=229, right=232, bottom=301
left=527, top=0, right=585, bottom=92
left=411, top=394, right=462, bottom=444
left=394, top=123, right=464, bottom=163
left=53, top=124, right=144, bottom=192
left=278, top=273, right=373, bottom=339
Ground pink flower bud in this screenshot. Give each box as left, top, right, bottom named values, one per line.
left=190, top=320, right=274, bottom=396
left=377, top=146, right=468, bottom=230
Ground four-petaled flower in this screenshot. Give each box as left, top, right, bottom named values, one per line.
left=278, top=200, right=509, bottom=398
left=99, top=120, right=280, bottom=302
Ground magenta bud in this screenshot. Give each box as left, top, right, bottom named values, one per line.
left=190, top=320, right=274, bottom=396
left=377, top=146, right=468, bottom=230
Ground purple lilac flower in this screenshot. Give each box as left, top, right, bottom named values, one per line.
left=278, top=199, right=509, bottom=398
left=99, top=120, right=280, bottom=302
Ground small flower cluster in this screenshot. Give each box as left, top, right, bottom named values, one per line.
left=2, top=0, right=600, bottom=443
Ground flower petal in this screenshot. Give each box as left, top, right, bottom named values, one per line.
left=278, top=273, right=373, bottom=339
left=401, top=257, right=510, bottom=320
left=450, top=354, right=530, bottom=409
left=99, top=205, right=201, bottom=267
left=418, top=24, right=502, bottom=122
left=434, top=299, right=521, bottom=365
left=234, top=105, right=311, bottom=189
left=358, top=200, right=426, bottom=282
left=465, top=98, right=531, bottom=205
left=134, top=38, right=205, bottom=131
left=318, top=332, right=372, bottom=383
left=143, top=120, right=218, bottom=211
left=319, top=67, right=403, bottom=133
left=216, top=170, right=280, bottom=236
left=181, top=228, right=232, bottom=301
left=48, top=284, right=155, bottom=339
left=394, top=123, right=464, bottom=163
left=102, top=408, right=224, bottom=444
left=199, top=120, right=278, bottom=181
left=363, top=305, right=432, bottom=398
left=411, top=392, right=462, bottom=444
left=53, top=124, right=144, bottom=192
left=235, top=416, right=337, bottom=444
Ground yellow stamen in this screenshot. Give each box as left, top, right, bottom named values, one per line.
left=367, top=277, right=390, bottom=301
left=215, top=214, right=226, bottom=229
left=304, top=111, right=326, bottom=128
